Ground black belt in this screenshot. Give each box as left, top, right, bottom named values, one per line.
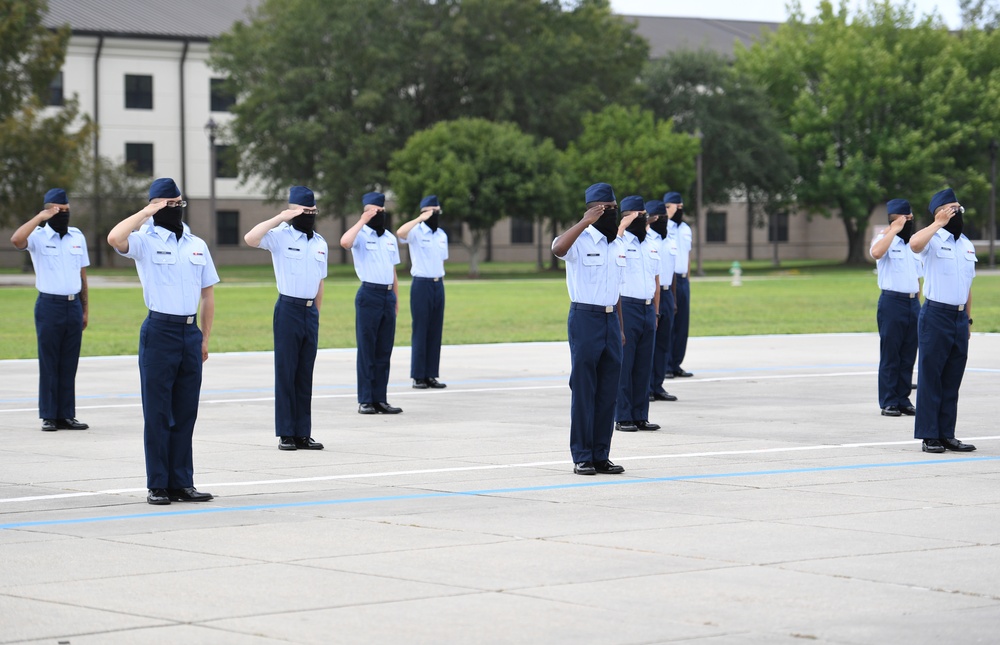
left=148, top=311, right=196, bottom=325
left=621, top=296, right=652, bottom=305
left=412, top=277, right=443, bottom=282
left=926, top=299, right=967, bottom=312
left=38, top=292, right=78, bottom=301
left=279, top=294, right=314, bottom=307
left=571, top=302, right=617, bottom=314
left=881, top=289, right=918, bottom=300
left=361, top=282, right=393, bottom=291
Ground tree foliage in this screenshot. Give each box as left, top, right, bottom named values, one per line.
left=209, top=0, right=647, bottom=215
left=389, top=118, right=566, bottom=276
left=0, top=0, right=68, bottom=120
left=736, top=0, right=972, bottom=263
left=563, top=105, right=699, bottom=204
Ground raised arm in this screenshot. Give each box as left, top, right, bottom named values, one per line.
left=910, top=206, right=956, bottom=254
left=551, top=205, right=607, bottom=257
left=397, top=207, right=436, bottom=241
left=244, top=209, right=301, bottom=248
left=870, top=217, right=906, bottom=260
left=107, top=202, right=163, bottom=253
left=11, top=206, right=60, bottom=249
left=340, top=205, right=380, bottom=249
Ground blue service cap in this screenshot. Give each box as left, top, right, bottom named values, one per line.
left=886, top=198, right=911, bottom=217
left=43, top=188, right=68, bottom=205
left=663, top=191, right=682, bottom=204
left=928, top=188, right=957, bottom=214
left=620, top=195, right=645, bottom=213
left=644, top=200, right=666, bottom=215
left=289, top=186, right=315, bottom=207
left=585, top=182, right=616, bottom=204
left=420, top=195, right=439, bottom=209
left=149, top=178, right=181, bottom=200
left=362, top=192, right=385, bottom=207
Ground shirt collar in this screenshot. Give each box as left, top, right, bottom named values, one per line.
left=40, top=224, right=59, bottom=239
left=934, top=228, right=956, bottom=243
left=622, top=230, right=639, bottom=244
left=584, top=225, right=607, bottom=244
left=145, top=221, right=192, bottom=241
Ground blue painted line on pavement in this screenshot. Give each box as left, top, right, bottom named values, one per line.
left=2, top=455, right=998, bottom=531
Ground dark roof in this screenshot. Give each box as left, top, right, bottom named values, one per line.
left=623, top=15, right=779, bottom=57
left=42, top=0, right=261, bottom=40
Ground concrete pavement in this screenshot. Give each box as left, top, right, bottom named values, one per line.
left=1, top=333, right=999, bottom=644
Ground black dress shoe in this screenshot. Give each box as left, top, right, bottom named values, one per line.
left=412, top=379, right=429, bottom=389
left=615, top=421, right=638, bottom=432
left=374, top=401, right=402, bottom=414
left=635, top=420, right=660, bottom=431
left=57, top=418, right=88, bottom=430
left=594, top=460, right=625, bottom=474
left=650, top=391, right=678, bottom=402
left=574, top=461, right=596, bottom=475
left=941, top=438, right=976, bottom=452
left=881, top=406, right=902, bottom=417
left=426, top=377, right=447, bottom=389
left=167, top=487, right=214, bottom=502
left=147, top=489, right=171, bottom=505
left=922, top=439, right=946, bottom=453
left=41, top=419, right=58, bottom=432
left=278, top=436, right=297, bottom=450
left=358, top=403, right=378, bottom=414
left=899, top=405, right=916, bottom=416
left=294, top=437, right=324, bottom=450
left=673, top=369, right=693, bottom=378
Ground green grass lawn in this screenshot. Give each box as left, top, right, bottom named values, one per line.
left=1, top=263, right=996, bottom=359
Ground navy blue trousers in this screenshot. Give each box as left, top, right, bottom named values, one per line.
left=649, top=288, right=675, bottom=396
left=355, top=285, right=396, bottom=403
left=34, top=295, right=83, bottom=419
left=138, top=315, right=203, bottom=490
left=567, top=304, right=622, bottom=464
left=877, top=291, right=919, bottom=409
left=410, top=278, right=445, bottom=379
left=914, top=302, right=970, bottom=440
left=670, top=275, right=690, bottom=372
left=274, top=297, right=319, bottom=437
left=617, top=297, right=656, bottom=422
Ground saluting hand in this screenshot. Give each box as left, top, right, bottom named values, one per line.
left=36, top=205, right=62, bottom=221
left=933, top=205, right=958, bottom=227
left=418, top=208, right=439, bottom=221
left=278, top=208, right=304, bottom=221
left=139, top=200, right=167, bottom=220
left=582, top=205, right=606, bottom=225
left=887, top=216, right=908, bottom=234
left=361, top=205, right=384, bottom=222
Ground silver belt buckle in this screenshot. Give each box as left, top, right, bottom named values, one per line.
left=433, top=277, right=440, bottom=282
left=386, top=284, right=392, bottom=290
left=185, top=316, right=194, bottom=325
left=958, top=304, right=965, bottom=311
left=68, top=294, right=75, bottom=301
left=645, top=299, right=651, bottom=305
left=306, top=299, right=314, bottom=307
left=909, top=293, right=916, bottom=298
left=604, top=306, right=613, bottom=313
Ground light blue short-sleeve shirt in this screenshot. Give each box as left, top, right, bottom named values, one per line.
left=872, top=233, right=921, bottom=294
left=118, top=223, right=220, bottom=315
left=350, top=225, right=400, bottom=284
left=24, top=225, right=89, bottom=295
left=259, top=223, right=328, bottom=298
left=674, top=221, right=692, bottom=275
left=918, top=229, right=976, bottom=306
left=620, top=230, right=660, bottom=300
left=399, top=222, right=448, bottom=278
left=554, top=225, right=626, bottom=307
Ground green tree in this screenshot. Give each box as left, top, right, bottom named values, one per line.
left=389, top=118, right=567, bottom=276
left=209, top=0, right=647, bottom=215
left=0, top=0, right=68, bottom=120
left=639, top=50, right=796, bottom=259
left=737, top=0, right=970, bottom=264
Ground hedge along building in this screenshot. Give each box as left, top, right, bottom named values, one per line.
left=2, top=1, right=865, bottom=269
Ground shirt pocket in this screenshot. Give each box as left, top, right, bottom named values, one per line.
left=365, top=240, right=378, bottom=251
left=41, top=243, right=60, bottom=256
left=283, top=246, right=306, bottom=275
left=888, top=247, right=905, bottom=260
left=963, top=249, right=978, bottom=278
left=935, top=246, right=956, bottom=275
left=151, top=250, right=177, bottom=285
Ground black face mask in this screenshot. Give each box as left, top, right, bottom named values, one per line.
left=592, top=207, right=619, bottom=242
left=368, top=210, right=386, bottom=236
left=48, top=210, right=70, bottom=238
left=154, top=205, right=184, bottom=240
left=897, top=219, right=914, bottom=244
left=426, top=210, right=440, bottom=233
left=944, top=207, right=964, bottom=239
left=649, top=217, right=668, bottom=238
left=626, top=214, right=648, bottom=242
left=291, top=211, right=316, bottom=239
left=673, top=206, right=684, bottom=225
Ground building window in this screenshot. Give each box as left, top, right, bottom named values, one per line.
left=511, top=217, right=534, bottom=245
left=48, top=71, right=64, bottom=106
left=215, top=145, right=238, bottom=179
left=216, top=210, right=240, bottom=246
left=125, top=74, right=153, bottom=109
left=768, top=211, right=789, bottom=243
left=706, top=210, right=727, bottom=243
left=210, top=78, right=236, bottom=112
left=125, top=143, right=154, bottom=176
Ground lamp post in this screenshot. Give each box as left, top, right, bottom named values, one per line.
left=990, top=138, right=997, bottom=269
left=694, top=128, right=705, bottom=277
left=204, top=117, right=218, bottom=234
